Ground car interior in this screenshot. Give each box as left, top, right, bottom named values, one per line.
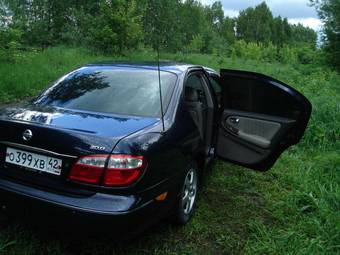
left=184, top=72, right=214, bottom=157
left=215, top=69, right=311, bottom=170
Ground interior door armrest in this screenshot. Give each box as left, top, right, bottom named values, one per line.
left=238, top=130, right=271, bottom=148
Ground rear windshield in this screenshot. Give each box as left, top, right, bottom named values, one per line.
left=34, top=66, right=177, bottom=117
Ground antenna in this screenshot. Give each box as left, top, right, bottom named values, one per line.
left=157, top=47, right=165, bottom=132
left=150, top=2, right=165, bottom=132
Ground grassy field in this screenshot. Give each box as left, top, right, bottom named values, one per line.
left=0, top=47, right=339, bottom=255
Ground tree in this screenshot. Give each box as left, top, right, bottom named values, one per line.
left=0, top=0, right=320, bottom=57
left=0, top=27, right=22, bottom=62
left=205, top=1, right=235, bottom=47
left=4, top=0, right=100, bottom=47
left=88, top=0, right=143, bottom=54
left=290, top=23, right=317, bottom=47
left=220, top=17, right=236, bottom=44
left=182, top=0, right=213, bottom=53
left=142, top=0, right=182, bottom=52
left=187, top=34, right=204, bottom=53
left=209, top=1, right=224, bottom=29
left=271, top=17, right=291, bottom=46
left=311, top=0, right=340, bottom=70
left=236, top=2, right=273, bottom=44
left=4, top=0, right=69, bottom=47
left=0, top=0, right=7, bottom=27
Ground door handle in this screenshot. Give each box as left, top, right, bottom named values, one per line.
left=225, top=122, right=239, bottom=134
left=223, top=117, right=240, bottom=134
left=229, top=117, right=240, bottom=124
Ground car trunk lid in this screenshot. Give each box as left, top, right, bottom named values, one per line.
left=0, top=103, right=158, bottom=193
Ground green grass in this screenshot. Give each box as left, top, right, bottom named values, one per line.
left=0, top=47, right=339, bottom=254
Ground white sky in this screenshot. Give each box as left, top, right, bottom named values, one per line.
left=200, top=0, right=322, bottom=31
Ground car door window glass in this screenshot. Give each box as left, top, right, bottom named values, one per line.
left=185, top=74, right=207, bottom=107
left=208, top=76, right=222, bottom=108
left=223, top=76, right=300, bottom=119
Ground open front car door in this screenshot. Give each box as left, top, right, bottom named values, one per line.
left=216, top=69, right=312, bottom=171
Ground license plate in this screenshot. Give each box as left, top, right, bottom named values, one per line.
left=5, top=147, right=62, bottom=175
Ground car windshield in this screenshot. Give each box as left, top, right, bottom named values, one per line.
left=34, top=66, right=177, bottom=117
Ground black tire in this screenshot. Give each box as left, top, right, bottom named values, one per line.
left=172, top=162, right=199, bottom=225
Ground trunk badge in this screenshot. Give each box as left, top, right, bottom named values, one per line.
left=90, top=145, right=105, bottom=151
left=23, top=129, right=33, bottom=141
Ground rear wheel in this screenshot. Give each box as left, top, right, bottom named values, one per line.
left=172, top=162, right=198, bottom=225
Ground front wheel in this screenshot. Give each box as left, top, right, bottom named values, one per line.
left=172, top=162, right=199, bottom=225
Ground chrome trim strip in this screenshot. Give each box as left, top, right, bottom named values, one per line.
left=0, top=141, right=78, bottom=159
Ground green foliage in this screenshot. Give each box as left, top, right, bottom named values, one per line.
left=272, top=17, right=291, bottom=46
left=0, top=1, right=336, bottom=251
left=261, top=42, right=278, bottom=62
left=236, top=2, right=274, bottom=44
left=245, top=42, right=262, bottom=61
left=0, top=0, right=7, bottom=27
left=229, top=39, right=324, bottom=65
left=4, top=0, right=69, bottom=47
left=87, top=0, right=142, bottom=54
left=0, top=47, right=339, bottom=255
left=290, top=23, right=318, bottom=47
left=143, top=0, right=183, bottom=52
left=0, top=27, right=22, bottom=62
left=277, top=45, right=298, bottom=64
left=236, top=2, right=317, bottom=48
left=1, top=0, right=319, bottom=58
left=295, top=45, right=317, bottom=65
left=187, top=34, right=204, bottom=53
left=311, top=0, right=340, bottom=71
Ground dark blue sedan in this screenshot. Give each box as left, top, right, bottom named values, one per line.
left=0, top=62, right=311, bottom=233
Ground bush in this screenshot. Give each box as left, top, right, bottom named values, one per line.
left=295, top=46, right=316, bottom=65
left=0, top=28, right=22, bottom=62
left=245, top=42, right=262, bottom=61
left=187, top=34, right=204, bottom=53
left=261, top=42, right=277, bottom=62
left=233, top=40, right=248, bottom=58
left=278, top=45, right=298, bottom=64
left=227, top=41, right=320, bottom=66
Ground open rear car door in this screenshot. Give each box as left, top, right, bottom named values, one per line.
left=216, top=69, right=312, bottom=171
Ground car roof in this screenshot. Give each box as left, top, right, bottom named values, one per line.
left=85, top=61, right=217, bottom=75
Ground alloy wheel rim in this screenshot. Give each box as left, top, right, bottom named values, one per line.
left=181, top=168, right=197, bottom=215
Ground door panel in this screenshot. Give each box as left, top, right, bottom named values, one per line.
left=225, top=115, right=281, bottom=148
left=218, top=110, right=296, bottom=165
left=216, top=69, right=312, bottom=171
left=223, top=110, right=295, bottom=148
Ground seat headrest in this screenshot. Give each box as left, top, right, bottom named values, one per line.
left=185, top=87, right=199, bottom=102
